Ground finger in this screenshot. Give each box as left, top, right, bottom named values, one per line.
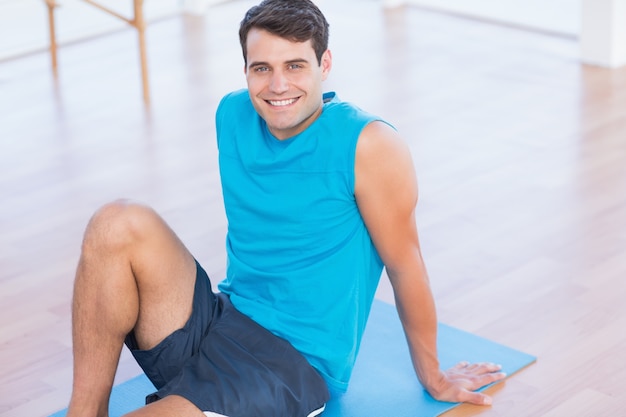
left=466, top=371, right=507, bottom=391
left=481, top=371, right=507, bottom=385
left=482, top=362, right=503, bottom=373
left=457, top=390, right=493, bottom=406
left=452, top=361, right=470, bottom=370
left=467, top=362, right=502, bottom=373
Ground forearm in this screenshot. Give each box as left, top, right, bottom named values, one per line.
left=387, top=263, right=444, bottom=393
left=387, top=254, right=507, bottom=406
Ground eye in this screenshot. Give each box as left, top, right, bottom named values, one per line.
left=288, top=63, right=303, bottom=70
left=253, top=66, right=270, bottom=73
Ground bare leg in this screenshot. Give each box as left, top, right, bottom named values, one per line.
left=66, top=200, right=199, bottom=417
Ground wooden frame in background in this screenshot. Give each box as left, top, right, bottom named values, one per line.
left=44, top=0, right=150, bottom=103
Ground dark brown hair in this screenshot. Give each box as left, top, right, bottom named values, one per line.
left=239, top=0, right=330, bottom=66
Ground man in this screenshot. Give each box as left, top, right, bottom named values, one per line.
left=66, top=1, right=505, bottom=416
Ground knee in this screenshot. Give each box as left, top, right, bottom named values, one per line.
left=81, top=199, right=157, bottom=253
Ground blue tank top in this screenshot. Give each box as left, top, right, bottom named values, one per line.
left=216, top=89, right=385, bottom=392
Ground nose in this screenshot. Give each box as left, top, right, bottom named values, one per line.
left=269, top=70, right=289, bottom=94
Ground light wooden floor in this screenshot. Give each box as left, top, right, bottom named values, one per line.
left=1, top=1, right=625, bottom=416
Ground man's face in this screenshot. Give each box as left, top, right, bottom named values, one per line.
left=244, top=28, right=332, bottom=140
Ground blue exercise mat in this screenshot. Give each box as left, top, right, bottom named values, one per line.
left=49, top=300, right=535, bottom=417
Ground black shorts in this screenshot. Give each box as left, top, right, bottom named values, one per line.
left=124, top=261, right=329, bottom=417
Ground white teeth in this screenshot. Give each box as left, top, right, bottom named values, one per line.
left=268, top=98, right=297, bottom=107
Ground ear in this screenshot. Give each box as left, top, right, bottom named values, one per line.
left=321, top=49, right=332, bottom=81
left=243, top=63, right=248, bottom=75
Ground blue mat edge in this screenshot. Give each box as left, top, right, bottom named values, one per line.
left=323, top=300, right=536, bottom=416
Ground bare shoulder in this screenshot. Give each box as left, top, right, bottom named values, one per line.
left=356, top=121, right=407, bottom=160
left=355, top=121, right=418, bottom=201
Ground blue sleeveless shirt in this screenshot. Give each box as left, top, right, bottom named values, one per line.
left=216, top=89, right=384, bottom=392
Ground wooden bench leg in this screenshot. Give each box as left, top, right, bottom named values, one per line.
left=45, top=0, right=59, bottom=76
left=133, top=0, right=150, bottom=103
left=45, top=0, right=151, bottom=103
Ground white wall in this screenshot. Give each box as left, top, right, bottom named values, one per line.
left=383, top=0, right=579, bottom=36
left=580, top=0, right=626, bottom=67
left=384, top=0, right=626, bottom=68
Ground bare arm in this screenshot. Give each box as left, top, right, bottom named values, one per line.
left=354, top=121, right=505, bottom=405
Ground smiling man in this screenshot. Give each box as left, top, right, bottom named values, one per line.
left=65, top=1, right=505, bottom=417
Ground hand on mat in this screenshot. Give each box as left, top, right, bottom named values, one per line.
left=429, top=361, right=507, bottom=405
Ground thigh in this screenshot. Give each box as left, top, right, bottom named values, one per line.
left=126, top=262, right=217, bottom=389
left=129, top=203, right=198, bottom=350
left=89, top=200, right=198, bottom=350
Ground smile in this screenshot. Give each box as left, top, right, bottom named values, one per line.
left=267, top=98, right=298, bottom=107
